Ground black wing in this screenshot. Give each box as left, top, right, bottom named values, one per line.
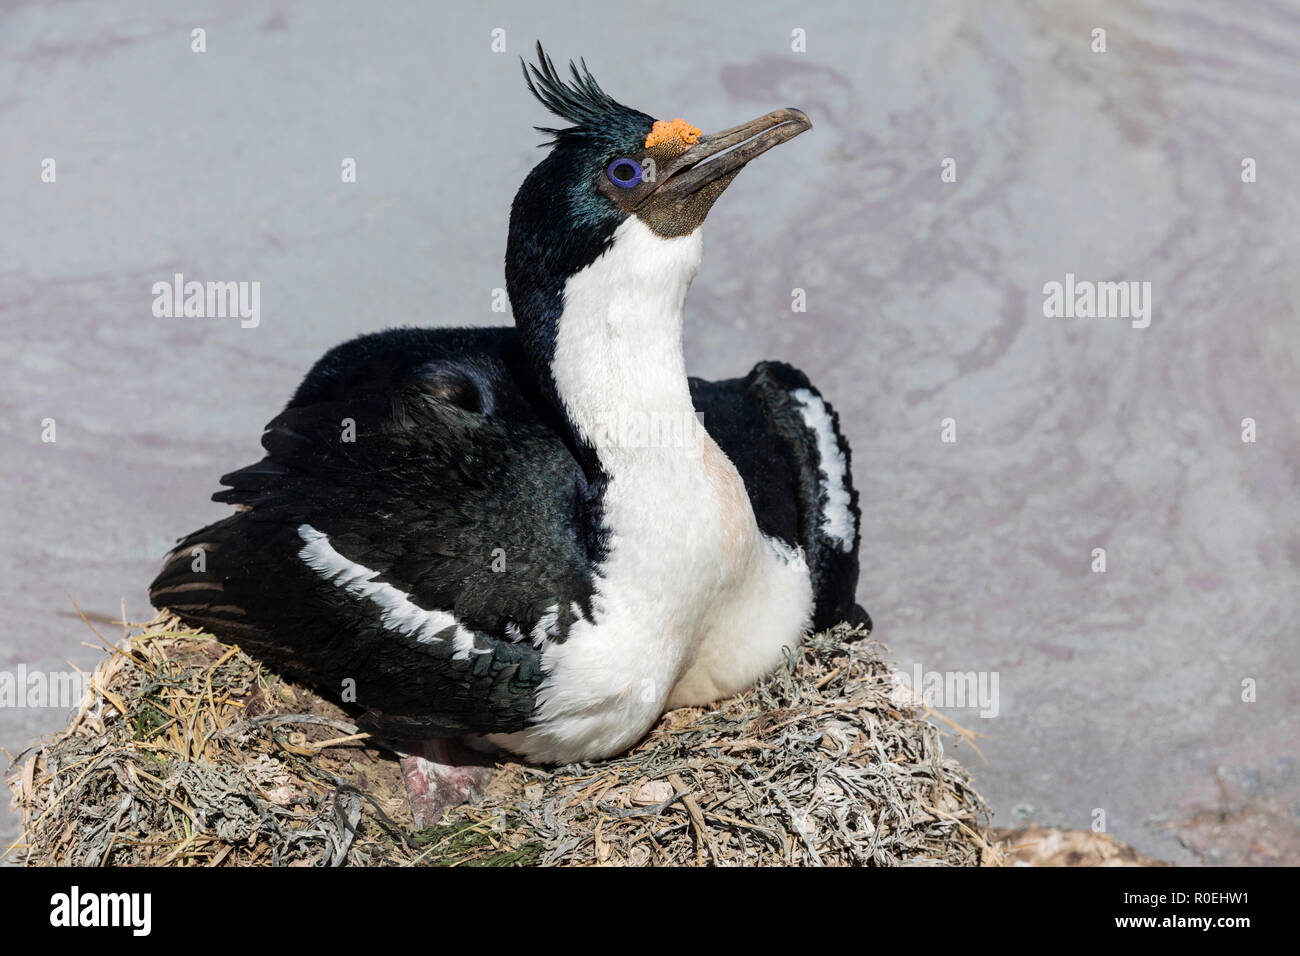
left=690, top=361, right=866, bottom=631
left=151, top=327, right=601, bottom=736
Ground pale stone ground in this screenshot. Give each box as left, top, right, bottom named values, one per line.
left=2, top=0, right=1297, bottom=864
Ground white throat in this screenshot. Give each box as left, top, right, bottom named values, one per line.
left=550, top=216, right=703, bottom=461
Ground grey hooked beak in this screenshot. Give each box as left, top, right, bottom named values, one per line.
left=638, top=108, right=813, bottom=208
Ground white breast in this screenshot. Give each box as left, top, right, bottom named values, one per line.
left=488, top=218, right=813, bottom=763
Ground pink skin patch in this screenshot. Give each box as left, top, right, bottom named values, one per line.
left=400, top=737, right=495, bottom=829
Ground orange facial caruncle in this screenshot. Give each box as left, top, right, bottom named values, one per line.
left=645, top=118, right=702, bottom=152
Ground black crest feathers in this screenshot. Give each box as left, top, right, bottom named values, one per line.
left=521, top=42, right=653, bottom=147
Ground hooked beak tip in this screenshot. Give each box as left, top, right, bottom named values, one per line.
left=784, top=108, right=813, bottom=133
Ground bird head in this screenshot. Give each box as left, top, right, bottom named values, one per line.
left=506, top=44, right=811, bottom=313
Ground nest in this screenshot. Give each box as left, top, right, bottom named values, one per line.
left=7, top=613, right=998, bottom=866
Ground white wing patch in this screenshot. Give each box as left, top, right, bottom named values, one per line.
left=531, top=603, right=561, bottom=646
left=296, top=524, right=485, bottom=659
left=790, top=389, right=855, bottom=552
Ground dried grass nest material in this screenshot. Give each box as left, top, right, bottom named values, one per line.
left=7, top=613, right=999, bottom=866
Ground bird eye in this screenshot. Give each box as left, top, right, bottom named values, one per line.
left=606, top=157, right=643, bottom=189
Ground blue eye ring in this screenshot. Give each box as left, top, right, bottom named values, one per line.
left=606, top=157, right=643, bottom=189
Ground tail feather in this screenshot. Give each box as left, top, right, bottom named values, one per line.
left=150, top=517, right=260, bottom=636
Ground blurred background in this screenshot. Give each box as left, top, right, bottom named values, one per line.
left=2, top=0, right=1297, bottom=864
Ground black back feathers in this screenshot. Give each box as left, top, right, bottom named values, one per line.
left=522, top=42, right=654, bottom=149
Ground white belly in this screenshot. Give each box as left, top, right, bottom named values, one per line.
left=489, top=437, right=814, bottom=764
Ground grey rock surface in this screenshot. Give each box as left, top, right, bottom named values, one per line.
left=2, top=0, right=1297, bottom=864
